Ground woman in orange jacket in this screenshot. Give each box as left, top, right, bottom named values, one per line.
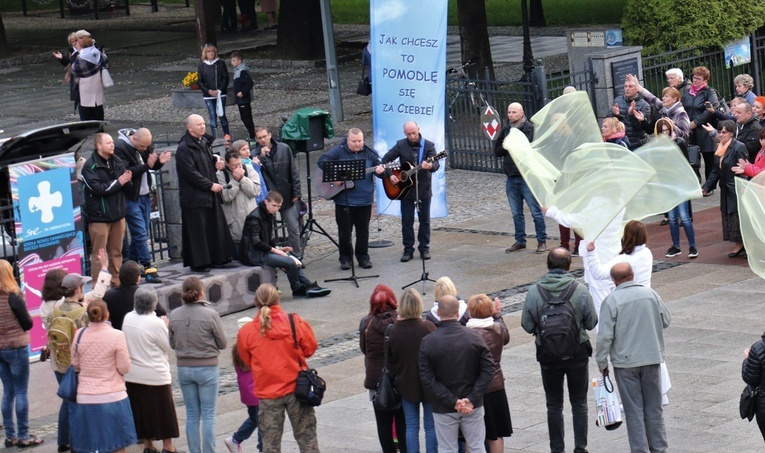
left=237, top=283, right=319, bottom=452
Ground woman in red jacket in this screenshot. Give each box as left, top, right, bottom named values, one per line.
left=237, top=283, right=319, bottom=452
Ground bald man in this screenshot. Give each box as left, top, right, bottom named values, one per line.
left=176, top=114, right=235, bottom=272
left=114, top=127, right=171, bottom=282
left=596, top=262, right=671, bottom=452
left=493, top=102, right=547, bottom=254
left=382, top=121, right=440, bottom=262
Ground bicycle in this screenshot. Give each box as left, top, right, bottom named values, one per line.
left=447, top=60, right=490, bottom=121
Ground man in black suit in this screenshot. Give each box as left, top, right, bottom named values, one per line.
left=382, top=121, right=439, bottom=262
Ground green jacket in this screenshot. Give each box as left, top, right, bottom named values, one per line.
left=521, top=270, right=598, bottom=363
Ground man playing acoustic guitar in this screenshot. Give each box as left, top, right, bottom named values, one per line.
left=318, top=128, right=385, bottom=270
left=382, top=121, right=440, bottom=262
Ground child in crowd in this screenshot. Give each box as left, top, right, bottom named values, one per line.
left=225, top=317, right=262, bottom=453
left=230, top=52, right=255, bottom=140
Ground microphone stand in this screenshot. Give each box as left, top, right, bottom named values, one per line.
left=402, top=157, right=435, bottom=294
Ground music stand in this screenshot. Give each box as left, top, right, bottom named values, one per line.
left=402, top=166, right=436, bottom=294
left=322, top=159, right=379, bottom=287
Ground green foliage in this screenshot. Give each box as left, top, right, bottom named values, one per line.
left=332, top=0, right=624, bottom=26
left=623, top=0, right=765, bottom=53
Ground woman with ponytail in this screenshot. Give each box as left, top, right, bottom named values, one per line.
left=169, top=277, right=227, bottom=453
left=237, top=283, right=319, bottom=452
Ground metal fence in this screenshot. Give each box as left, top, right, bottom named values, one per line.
left=445, top=64, right=596, bottom=173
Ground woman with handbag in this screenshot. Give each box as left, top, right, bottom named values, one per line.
left=169, top=277, right=227, bottom=453
left=360, top=284, right=407, bottom=453
left=70, top=299, right=136, bottom=453
left=0, top=260, right=42, bottom=448
left=742, top=333, right=765, bottom=441
left=466, top=294, right=512, bottom=453
left=71, top=34, right=107, bottom=121
left=681, top=66, right=720, bottom=183
left=388, top=288, right=437, bottom=453
left=237, top=283, right=320, bottom=452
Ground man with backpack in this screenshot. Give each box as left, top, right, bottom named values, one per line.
left=521, top=247, right=597, bottom=453
left=45, top=273, right=92, bottom=453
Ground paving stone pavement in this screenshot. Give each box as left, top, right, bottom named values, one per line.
left=2, top=7, right=765, bottom=452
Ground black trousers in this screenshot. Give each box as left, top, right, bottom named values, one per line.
left=335, top=204, right=371, bottom=264
left=237, top=103, right=255, bottom=139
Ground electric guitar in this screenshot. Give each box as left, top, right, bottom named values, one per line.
left=382, top=151, right=447, bottom=200
left=316, top=162, right=399, bottom=200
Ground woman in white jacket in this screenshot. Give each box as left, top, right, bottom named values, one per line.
left=583, top=220, right=653, bottom=291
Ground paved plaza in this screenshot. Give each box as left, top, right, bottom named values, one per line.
left=1, top=7, right=764, bottom=452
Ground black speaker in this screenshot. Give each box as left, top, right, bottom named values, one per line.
left=294, top=116, right=326, bottom=152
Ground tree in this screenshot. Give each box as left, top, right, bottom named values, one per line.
left=529, top=0, right=546, bottom=27
left=193, top=0, right=218, bottom=50
left=276, top=0, right=324, bottom=60
left=0, top=14, right=7, bottom=57
left=623, top=0, right=765, bottom=54
left=456, top=0, right=494, bottom=80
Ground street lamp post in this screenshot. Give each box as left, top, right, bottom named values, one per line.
left=520, top=0, right=534, bottom=80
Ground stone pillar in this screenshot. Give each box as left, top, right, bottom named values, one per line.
left=585, top=46, right=644, bottom=121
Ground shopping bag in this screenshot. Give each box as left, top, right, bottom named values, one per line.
left=592, top=375, right=623, bottom=430
left=216, top=92, right=224, bottom=117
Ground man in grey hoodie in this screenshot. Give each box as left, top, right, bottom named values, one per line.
left=522, top=247, right=597, bottom=453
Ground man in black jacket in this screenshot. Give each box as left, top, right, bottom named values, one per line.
left=733, top=102, right=763, bottom=162
left=102, top=260, right=167, bottom=330
left=494, top=103, right=547, bottom=254
left=82, top=133, right=132, bottom=286
left=114, top=127, right=171, bottom=283
left=239, top=191, right=330, bottom=298
left=382, top=121, right=439, bottom=262
left=254, top=126, right=303, bottom=256
left=419, top=295, right=494, bottom=451
left=609, top=77, right=652, bottom=150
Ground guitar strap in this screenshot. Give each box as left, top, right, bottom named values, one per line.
left=418, top=137, right=425, bottom=164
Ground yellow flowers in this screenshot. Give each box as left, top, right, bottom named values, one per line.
left=182, top=71, right=199, bottom=88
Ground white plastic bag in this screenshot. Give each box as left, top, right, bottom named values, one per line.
left=215, top=92, right=224, bottom=117
left=592, top=375, right=623, bottom=429
left=101, top=68, right=114, bottom=88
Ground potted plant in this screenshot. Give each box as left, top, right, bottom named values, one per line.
left=182, top=71, right=199, bottom=90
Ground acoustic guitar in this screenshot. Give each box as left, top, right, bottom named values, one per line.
left=316, top=161, right=399, bottom=200
left=382, top=151, right=447, bottom=200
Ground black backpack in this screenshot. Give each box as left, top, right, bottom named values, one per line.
left=535, top=281, right=580, bottom=363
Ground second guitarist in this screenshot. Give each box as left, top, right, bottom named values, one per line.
left=382, top=121, right=440, bottom=263
left=318, top=128, right=385, bottom=271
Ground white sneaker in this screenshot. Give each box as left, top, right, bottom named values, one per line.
left=224, top=437, right=242, bottom=453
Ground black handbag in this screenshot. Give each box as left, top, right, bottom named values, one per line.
left=688, top=145, right=701, bottom=169
left=356, top=64, right=372, bottom=96
left=289, top=314, right=326, bottom=407
left=740, top=384, right=758, bottom=421
left=372, top=324, right=401, bottom=411
left=56, top=327, right=86, bottom=403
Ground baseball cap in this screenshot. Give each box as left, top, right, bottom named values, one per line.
left=61, top=273, right=92, bottom=290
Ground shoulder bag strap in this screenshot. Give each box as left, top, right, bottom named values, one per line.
left=383, top=324, right=393, bottom=371
left=288, top=313, right=305, bottom=369
left=74, top=326, right=87, bottom=358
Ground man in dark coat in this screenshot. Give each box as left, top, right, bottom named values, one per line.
left=382, top=121, right=440, bottom=262
left=114, top=127, right=171, bottom=283
left=102, top=260, right=167, bottom=330
left=254, top=126, right=303, bottom=256
left=82, top=132, right=132, bottom=286
left=239, top=191, right=330, bottom=298
left=733, top=102, right=763, bottom=162
left=419, top=295, right=494, bottom=451
left=175, top=114, right=235, bottom=272
left=610, top=77, right=652, bottom=150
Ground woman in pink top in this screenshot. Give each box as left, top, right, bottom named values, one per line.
left=70, top=299, right=137, bottom=453
left=733, top=128, right=765, bottom=178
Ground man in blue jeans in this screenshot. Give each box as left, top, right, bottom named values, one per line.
left=521, top=248, right=598, bottom=453
left=115, top=127, right=171, bottom=283
left=493, top=102, right=547, bottom=253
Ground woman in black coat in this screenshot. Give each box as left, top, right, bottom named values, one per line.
left=701, top=120, right=749, bottom=257
left=197, top=44, right=230, bottom=140
left=742, top=333, right=765, bottom=441
left=360, top=284, right=407, bottom=453
left=681, top=66, right=720, bottom=182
